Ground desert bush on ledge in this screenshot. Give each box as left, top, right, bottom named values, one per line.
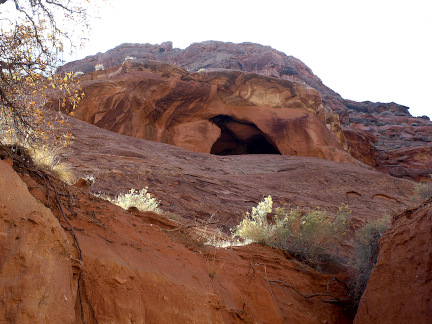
left=232, top=196, right=351, bottom=265
left=413, top=175, right=432, bottom=201
left=348, top=215, right=390, bottom=305
left=95, top=63, right=105, bottom=71
left=95, top=188, right=162, bottom=214
left=0, top=134, right=76, bottom=185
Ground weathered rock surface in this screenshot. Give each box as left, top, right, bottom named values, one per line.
left=343, top=129, right=378, bottom=167
left=354, top=198, right=432, bottom=324
left=58, top=41, right=340, bottom=99
left=3, top=40, right=428, bottom=323
left=57, top=60, right=353, bottom=163
left=66, top=117, right=415, bottom=230
left=345, top=111, right=432, bottom=180
left=0, top=160, right=76, bottom=323
left=1, top=153, right=352, bottom=324
left=0, top=114, right=424, bottom=324
left=58, top=41, right=432, bottom=181
left=58, top=41, right=412, bottom=118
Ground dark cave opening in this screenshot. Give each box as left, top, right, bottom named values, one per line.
left=210, top=115, right=281, bottom=155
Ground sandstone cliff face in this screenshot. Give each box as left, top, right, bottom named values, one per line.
left=1, top=153, right=354, bottom=324
left=354, top=199, right=432, bottom=324
left=0, top=160, right=76, bottom=323
left=58, top=41, right=340, bottom=99
left=57, top=41, right=432, bottom=181
left=57, top=60, right=353, bottom=163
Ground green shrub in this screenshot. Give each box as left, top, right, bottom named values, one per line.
left=96, top=188, right=162, bottom=214
left=349, top=216, right=390, bottom=304
left=232, top=196, right=350, bottom=263
left=413, top=175, right=432, bottom=200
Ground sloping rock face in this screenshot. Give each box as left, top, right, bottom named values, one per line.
left=59, top=60, right=353, bottom=163
left=66, top=118, right=415, bottom=230
left=0, top=160, right=76, bottom=323
left=0, top=116, right=422, bottom=324
left=354, top=198, right=432, bottom=324
left=1, top=154, right=353, bottom=324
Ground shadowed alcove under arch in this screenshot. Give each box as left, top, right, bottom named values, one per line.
left=209, top=115, right=281, bottom=155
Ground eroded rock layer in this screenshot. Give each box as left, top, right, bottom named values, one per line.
left=56, top=60, right=353, bottom=163
left=66, top=118, right=415, bottom=229
left=57, top=41, right=432, bottom=180
left=345, top=111, right=432, bottom=180
left=0, top=160, right=76, bottom=323
left=1, top=156, right=352, bottom=324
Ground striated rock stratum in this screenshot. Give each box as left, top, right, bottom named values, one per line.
left=1, top=41, right=430, bottom=323
left=55, top=59, right=353, bottom=163
left=57, top=41, right=431, bottom=180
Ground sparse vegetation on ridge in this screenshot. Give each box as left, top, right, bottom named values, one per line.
left=95, top=64, right=105, bottom=71
left=0, top=133, right=76, bottom=184
left=233, top=196, right=393, bottom=307
left=232, top=196, right=351, bottom=265
left=95, top=188, right=162, bottom=214
left=412, top=175, right=432, bottom=201
left=349, top=215, right=390, bottom=305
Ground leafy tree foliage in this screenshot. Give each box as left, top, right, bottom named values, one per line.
left=0, top=0, right=101, bottom=146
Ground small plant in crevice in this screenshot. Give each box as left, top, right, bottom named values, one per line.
left=95, top=188, right=162, bottom=214
left=348, top=215, right=391, bottom=306
left=206, top=250, right=225, bottom=280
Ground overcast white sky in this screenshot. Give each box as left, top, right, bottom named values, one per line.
left=53, top=0, right=432, bottom=118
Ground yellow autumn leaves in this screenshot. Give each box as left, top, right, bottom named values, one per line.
left=1, top=21, right=84, bottom=147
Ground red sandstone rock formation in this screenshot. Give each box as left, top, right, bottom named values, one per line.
left=58, top=41, right=339, bottom=99
left=66, top=117, right=415, bottom=229
left=345, top=111, right=432, bottom=180
left=55, top=60, right=354, bottom=163
left=57, top=41, right=432, bottom=180
left=0, top=160, right=76, bottom=323
left=0, top=114, right=424, bottom=324
left=57, top=41, right=411, bottom=118
left=343, top=129, right=378, bottom=167
left=1, top=156, right=354, bottom=323
left=2, top=40, right=429, bottom=323
left=354, top=198, right=432, bottom=324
